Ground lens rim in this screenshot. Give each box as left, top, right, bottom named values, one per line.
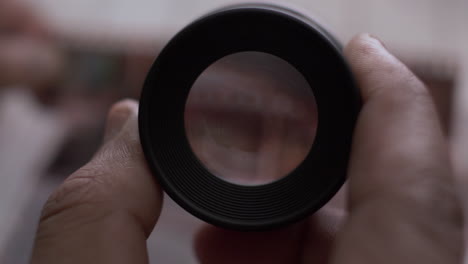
left=139, top=4, right=361, bottom=231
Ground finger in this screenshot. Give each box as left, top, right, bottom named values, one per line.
left=332, top=34, right=463, bottom=264
left=31, top=99, right=163, bottom=264
left=103, top=99, right=139, bottom=142
left=195, top=207, right=345, bottom=264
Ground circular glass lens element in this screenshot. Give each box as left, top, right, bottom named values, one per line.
left=184, top=51, right=317, bottom=186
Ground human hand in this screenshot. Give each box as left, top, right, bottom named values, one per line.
left=30, top=34, right=464, bottom=264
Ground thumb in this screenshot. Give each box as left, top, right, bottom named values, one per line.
left=331, top=34, right=462, bottom=264
left=31, top=99, right=163, bottom=264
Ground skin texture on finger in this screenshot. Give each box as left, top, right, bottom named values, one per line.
left=31, top=100, right=163, bottom=264
left=331, top=34, right=463, bottom=264
left=195, top=207, right=345, bottom=264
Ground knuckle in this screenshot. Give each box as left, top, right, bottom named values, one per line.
left=391, top=69, right=429, bottom=101
left=96, top=137, right=143, bottom=167
left=40, top=165, right=110, bottom=223
left=369, top=70, right=432, bottom=117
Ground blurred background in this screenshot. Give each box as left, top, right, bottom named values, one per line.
left=0, top=0, right=467, bottom=263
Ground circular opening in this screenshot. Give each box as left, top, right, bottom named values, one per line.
left=184, top=51, right=317, bottom=186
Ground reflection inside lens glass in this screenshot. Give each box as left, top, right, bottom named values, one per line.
left=184, top=51, right=317, bottom=186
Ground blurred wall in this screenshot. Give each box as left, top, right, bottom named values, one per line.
left=26, top=0, right=464, bottom=59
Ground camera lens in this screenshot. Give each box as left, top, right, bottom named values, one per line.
left=139, top=4, right=360, bottom=230
left=185, top=51, right=317, bottom=186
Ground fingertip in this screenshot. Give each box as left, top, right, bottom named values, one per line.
left=104, top=99, right=139, bottom=141
left=344, top=34, right=390, bottom=100
left=344, top=33, right=427, bottom=102
left=344, top=33, right=386, bottom=59
left=108, top=99, right=139, bottom=124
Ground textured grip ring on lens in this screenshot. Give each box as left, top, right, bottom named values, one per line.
left=138, top=4, right=361, bottom=231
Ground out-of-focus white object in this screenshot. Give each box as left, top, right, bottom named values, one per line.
left=0, top=89, right=66, bottom=256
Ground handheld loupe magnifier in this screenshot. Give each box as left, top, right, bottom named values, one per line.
left=138, top=3, right=361, bottom=231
